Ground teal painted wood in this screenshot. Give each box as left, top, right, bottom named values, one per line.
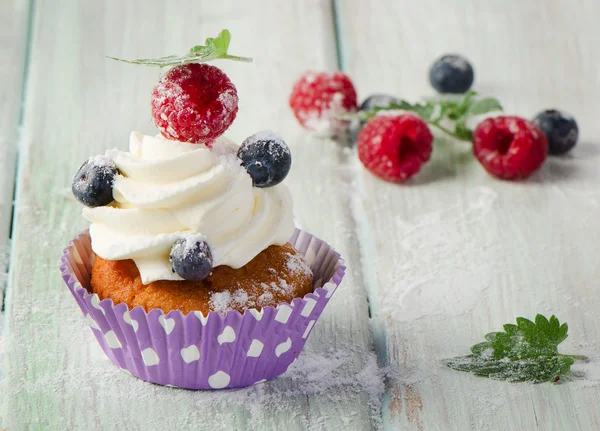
left=0, top=0, right=379, bottom=430
left=0, top=0, right=30, bottom=316
left=336, top=0, right=600, bottom=429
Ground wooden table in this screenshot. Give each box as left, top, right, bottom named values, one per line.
left=1, top=0, right=599, bottom=429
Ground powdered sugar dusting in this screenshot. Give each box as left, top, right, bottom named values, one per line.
left=364, top=186, right=500, bottom=322
left=218, top=89, right=238, bottom=111
left=240, top=130, right=291, bottom=162
left=251, top=130, right=284, bottom=143
left=446, top=55, right=471, bottom=72
left=302, top=92, right=350, bottom=137
left=208, top=276, right=300, bottom=314
left=0, top=278, right=384, bottom=429
left=290, top=71, right=357, bottom=138
left=571, top=355, right=600, bottom=387
left=216, top=152, right=245, bottom=173
left=151, top=64, right=238, bottom=143
left=285, top=252, right=312, bottom=277
left=88, top=154, right=114, bottom=169
left=257, top=291, right=273, bottom=305
left=210, top=289, right=250, bottom=313
left=180, top=233, right=208, bottom=257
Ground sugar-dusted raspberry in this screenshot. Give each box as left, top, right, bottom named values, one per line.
left=473, top=116, right=547, bottom=179
left=151, top=63, right=238, bottom=144
left=358, top=114, right=433, bottom=182
left=289, top=71, right=357, bottom=137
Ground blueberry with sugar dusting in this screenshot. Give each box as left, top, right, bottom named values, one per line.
left=359, top=94, right=399, bottom=112
left=170, top=237, right=213, bottom=281
left=72, top=156, right=117, bottom=207
left=237, top=131, right=292, bottom=188
left=359, top=94, right=400, bottom=126
left=533, top=109, right=579, bottom=155
left=429, top=54, right=474, bottom=94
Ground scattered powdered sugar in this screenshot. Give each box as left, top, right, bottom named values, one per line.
left=448, top=55, right=471, bottom=72
left=72, top=155, right=117, bottom=195
left=264, top=280, right=291, bottom=296
left=87, top=154, right=114, bottom=169
left=216, top=152, right=244, bottom=173
left=569, top=354, right=600, bottom=387
left=284, top=349, right=384, bottom=424
left=257, top=291, right=273, bottom=305
left=240, top=130, right=291, bottom=164
left=293, top=72, right=355, bottom=138
left=208, top=278, right=296, bottom=313
left=302, top=92, right=349, bottom=138
left=85, top=155, right=116, bottom=177
left=217, top=89, right=238, bottom=111
left=248, top=130, right=284, bottom=143
left=210, top=136, right=239, bottom=156
left=303, top=72, right=318, bottom=84
left=0, top=316, right=384, bottom=430
left=285, top=252, right=312, bottom=277
left=207, top=253, right=312, bottom=313
left=209, top=289, right=250, bottom=313
left=152, top=68, right=192, bottom=106
left=180, top=233, right=208, bottom=256
left=356, top=185, right=500, bottom=322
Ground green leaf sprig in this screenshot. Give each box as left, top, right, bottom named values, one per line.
left=444, top=314, right=587, bottom=383
left=107, top=29, right=252, bottom=67
left=347, top=91, right=502, bottom=141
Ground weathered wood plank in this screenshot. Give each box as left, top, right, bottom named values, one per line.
left=0, top=0, right=379, bottom=429
left=0, top=0, right=30, bottom=317
left=337, top=0, right=600, bottom=429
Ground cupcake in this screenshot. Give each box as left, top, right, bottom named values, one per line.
left=60, top=31, right=345, bottom=389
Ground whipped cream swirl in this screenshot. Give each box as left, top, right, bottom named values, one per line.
left=83, top=132, right=294, bottom=284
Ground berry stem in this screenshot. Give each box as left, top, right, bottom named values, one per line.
left=560, top=354, right=589, bottom=361
left=223, top=54, right=253, bottom=63
left=429, top=121, right=470, bottom=142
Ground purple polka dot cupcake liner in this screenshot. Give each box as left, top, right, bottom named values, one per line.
left=59, top=229, right=345, bottom=390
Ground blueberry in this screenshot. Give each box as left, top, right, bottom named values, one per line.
left=533, top=109, right=579, bottom=155
left=170, top=238, right=213, bottom=281
left=359, top=94, right=399, bottom=112
left=429, top=54, right=474, bottom=94
left=238, top=131, right=291, bottom=188
left=72, top=156, right=117, bottom=207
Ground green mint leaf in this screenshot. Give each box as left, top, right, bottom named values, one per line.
left=203, top=29, right=231, bottom=54
left=467, top=97, right=503, bottom=116
left=444, top=91, right=477, bottom=120
left=445, top=314, right=586, bottom=383
left=341, top=91, right=502, bottom=142
left=342, top=100, right=436, bottom=123
left=107, top=29, right=252, bottom=67
left=458, top=91, right=478, bottom=113
left=445, top=355, right=575, bottom=383
left=454, top=121, right=473, bottom=141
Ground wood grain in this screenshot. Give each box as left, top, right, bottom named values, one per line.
left=0, top=0, right=30, bottom=316
left=336, top=0, right=600, bottom=429
left=4, top=0, right=599, bottom=429
left=0, top=0, right=377, bottom=429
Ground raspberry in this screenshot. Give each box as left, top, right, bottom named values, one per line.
left=152, top=63, right=238, bottom=144
left=473, top=116, right=547, bottom=180
left=358, top=114, right=433, bottom=182
left=289, top=71, right=357, bottom=137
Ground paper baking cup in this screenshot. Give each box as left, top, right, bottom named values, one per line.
left=59, top=229, right=345, bottom=390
